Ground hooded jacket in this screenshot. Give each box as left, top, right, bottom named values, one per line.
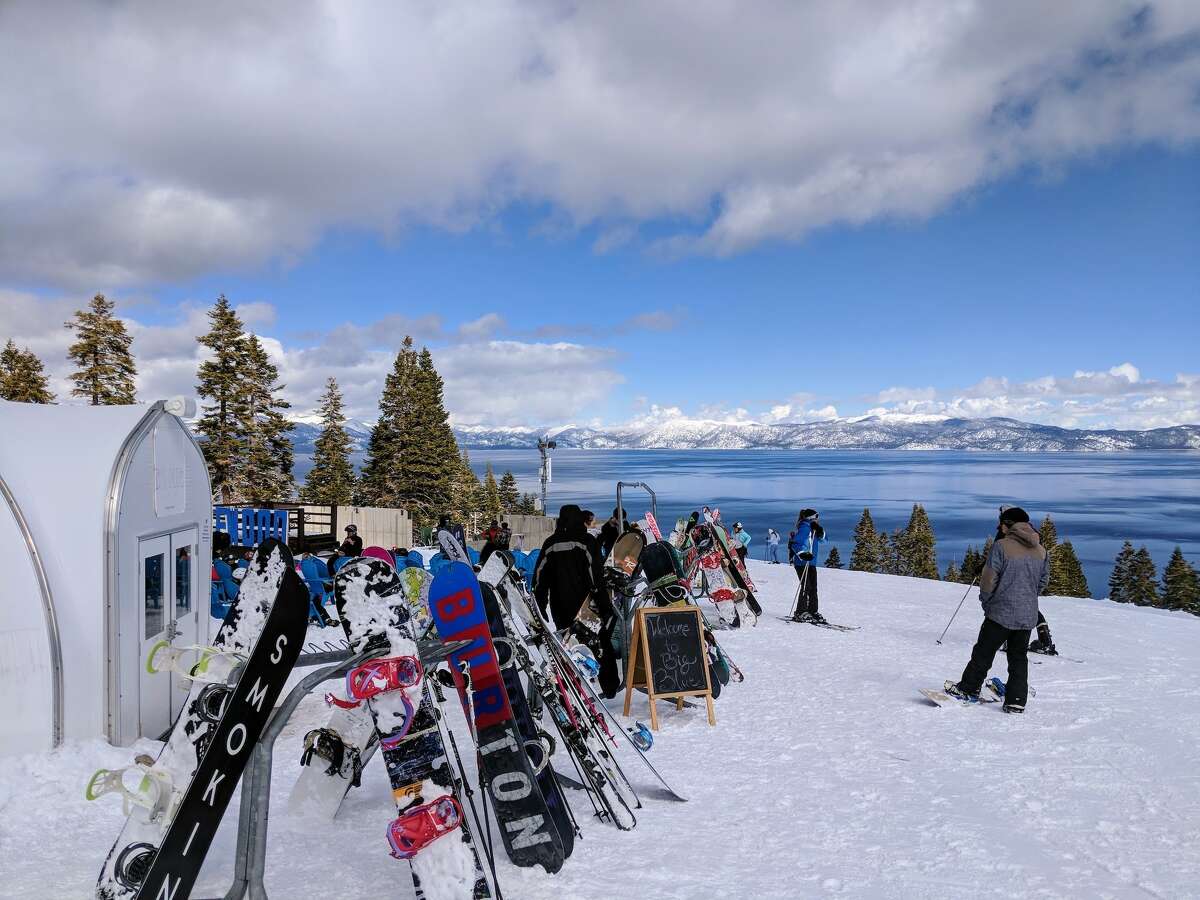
left=979, top=521, right=1050, bottom=630
left=534, top=505, right=606, bottom=629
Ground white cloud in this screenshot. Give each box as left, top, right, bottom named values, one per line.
left=2, top=3, right=1198, bottom=287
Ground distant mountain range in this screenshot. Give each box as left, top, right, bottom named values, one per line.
left=287, top=414, right=1200, bottom=459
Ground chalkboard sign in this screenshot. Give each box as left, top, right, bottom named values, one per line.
left=623, top=606, right=715, bottom=730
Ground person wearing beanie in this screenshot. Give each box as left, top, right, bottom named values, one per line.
left=788, top=509, right=826, bottom=623
left=945, top=505, right=1050, bottom=714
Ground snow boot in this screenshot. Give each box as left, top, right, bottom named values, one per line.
left=1028, top=639, right=1058, bottom=656
left=1003, top=701, right=1026, bottom=714
left=943, top=680, right=981, bottom=703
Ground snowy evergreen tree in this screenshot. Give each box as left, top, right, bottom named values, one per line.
left=944, top=560, right=961, bottom=582
left=1038, top=515, right=1059, bottom=554
left=498, top=470, right=519, bottom=512
left=196, top=295, right=251, bottom=501
left=301, top=377, right=355, bottom=505
left=1161, top=547, right=1200, bottom=613
left=1127, top=547, right=1159, bottom=606
left=1108, top=541, right=1136, bottom=603
left=394, top=348, right=460, bottom=528
left=0, top=341, right=55, bottom=403
left=824, top=546, right=844, bottom=569
left=64, top=294, right=136, bottom=405
left=482, top=464, right=502, bottom=521
left=850, top=508, right=883, bottom=573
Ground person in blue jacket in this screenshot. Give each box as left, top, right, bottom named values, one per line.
left=788, top=509, right=826, bottom=623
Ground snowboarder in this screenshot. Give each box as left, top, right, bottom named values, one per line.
left=766, top=528, right=781, bottom=563
left=789, top=509, right=825, bottom=623
left=945, top=506, right=1049, bottom=714
left=732, top=522, right=750, bottom=564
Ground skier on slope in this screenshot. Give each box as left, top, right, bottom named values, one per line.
left=732, top=522, right=750, bottom=564
left=789, top=509, right=826, bottom=624
left=766, top=528, right=781, bottom=563
left=945, top=506, right=1049, bottom=714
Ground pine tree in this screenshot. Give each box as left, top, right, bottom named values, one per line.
left=1053, top=541, right=1090, bottom=598
left=944, top=560, right=961, bottom=583
left=196, top=295, right=251, bottom=501
left=1038, top=515, right=1059, bottom=554
left=395, top=348, right=460, bottom=528
left=482, top=464, right=502, bottom=521
left=850, top=508, right=883, bottom=573
left=449, top=449, right=484, bottom=523
left=1108, top=541, right=1136, bottom=603
left=516, top=493, right=539, bottom=515
left=824, top=546, right=844, bottom=569
left=64, top=294, right=136, bottom=404
left=897, top=504, right=939, bottom=580
left=1127, top=547, right=1160, bottom=606
left=358, top=338, right=417, bottom=508
left=301, top=377, right=356, bottom=505
left=1161, top=547, right=1200, bottom=612
left=241, top=335, right=295, bottom=500
left=0, top=341, right=55, bottom=403
left=959, top=545, right=984, bottom=584
left=498, top=470, right=519, bottom=512
left=883, top=528, right=904, bottom=576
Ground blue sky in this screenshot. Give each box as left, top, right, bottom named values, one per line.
left=2, top=3, right=1198, bottom=429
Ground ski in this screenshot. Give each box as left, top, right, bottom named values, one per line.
left=94, top=539, right=308, bottom=900
left=776, top=616, right=860, bottom=632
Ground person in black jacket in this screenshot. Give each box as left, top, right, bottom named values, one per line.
left=330, top=524, right=363, bottom=569
left=534, top=505, right=598, bottom=629
left=599, top=507, right=628, bottom=558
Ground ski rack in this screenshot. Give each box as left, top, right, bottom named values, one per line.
left=198, top=640, right=469, bottom=900
left=197, top=646, right=381, bottom=900
left=615, top=480, right=656, bottom=529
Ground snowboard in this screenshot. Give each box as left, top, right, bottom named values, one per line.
left=711, top=523, right=763, bottom=618
left=691, top=524, right=738, bottom=623
left=919, top=683, right=1000, bottom=707
left=400, top=566, right=436, bottom=641
left=642, top=512, right=663, bottom=542
left=363, top=545, right=396, bottom=566
left=437, top=528, right=472, bottom=564
left=335, top=557, right=491, bottom=900
left=287, top=702, right=379, bottom=819
left=429, top=561, right=565, bottom=872
left=477, top=575, right=576, bottom=859
left=94, top=539, right=308, bottom=900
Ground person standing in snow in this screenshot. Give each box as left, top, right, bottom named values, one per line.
left=732, top=522, right=750, bottom=564
left=945, top=506, right=1049, bottom=714
left=766, top=528, right=781, bottom=563
left=788, top=509, right=826, bottom=623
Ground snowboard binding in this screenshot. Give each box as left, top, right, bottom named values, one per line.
left=627, top=722, right=653, bottom=752
left=386, top=795, right=463, bottom=859
left=145, top=640, right=246, bottom=684
left=86, top=756, right=176, bottom=822
left=300, top=727, right=364, bottom=787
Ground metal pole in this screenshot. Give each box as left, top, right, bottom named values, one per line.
left=936, top=577, right=979, bottom=645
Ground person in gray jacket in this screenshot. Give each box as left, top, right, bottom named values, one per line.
left=946, top=506, right=1049, bottom=713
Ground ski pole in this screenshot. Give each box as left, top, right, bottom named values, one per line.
left=788, top=562, right=810, bottom=620
left=936, top=577, right=978, bottom=644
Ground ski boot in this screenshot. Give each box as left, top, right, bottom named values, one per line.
left=1028, top=639, right=1058, bottom=656
left=386, top=795, right=463, bottom=859
left=86, top=755, right=176, bottom=822
left=1003, top=701, right=1026, bottom=715
left=791, top=611, right=812, bottom=623
left=808, top=612, right=828, bottom=625
left=942, top=680, right=982, bottom=703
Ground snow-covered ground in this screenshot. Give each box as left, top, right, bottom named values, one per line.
left=2, top=562, right=1199, bottom=899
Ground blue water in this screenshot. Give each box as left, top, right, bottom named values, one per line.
left=468, top=449, right=1200, bottom=598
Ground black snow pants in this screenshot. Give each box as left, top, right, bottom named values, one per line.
left=793, top=561, right=819, bottom=616
left=960, top=617, right=1031, bottom=707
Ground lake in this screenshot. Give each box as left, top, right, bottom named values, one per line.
left=466, top=449, right=1200, bottom=599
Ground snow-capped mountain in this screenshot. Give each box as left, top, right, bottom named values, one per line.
left=448, top=416, right=1200, bottom=451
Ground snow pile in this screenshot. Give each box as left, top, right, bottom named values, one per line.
left=2, top=564, right=1198, bottom=898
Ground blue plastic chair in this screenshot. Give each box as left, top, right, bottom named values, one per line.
left=331, top=555, right=352, bottom=574
left=404, top=550, right=425, bottom=569
left=211, top=559, right=238, bottom=618
left=428, top=552, right=450, bottom=577
left=521, top=549, right=540, bottom=589
left=467, top=546, right=481, bottom=566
